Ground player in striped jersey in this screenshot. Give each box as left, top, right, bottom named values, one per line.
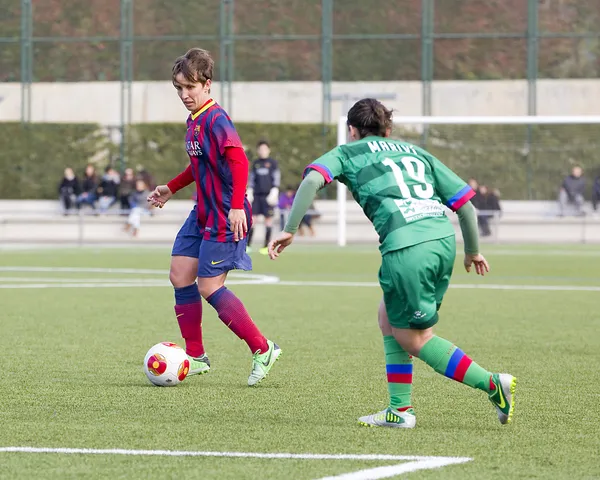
left=268, top=98, right=516, bottom=427
left=148, top=48, right=281, bottom=386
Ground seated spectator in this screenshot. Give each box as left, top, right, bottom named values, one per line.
left=76, top=164, right=98, bottom=210
left=58, top=167, right=81, bottom=215
left=278, top=186, right=296, bottom=231
left=119, top=168, right=136, bottom=214
left=298, top=202, right=319, bottom=237
left=124, top=179, right=152, bottom=237
left=558, top=165, right=586, bottom=216
left=97, top=166, right=121, bottom=213
left=476, top=185, right=502, bottom=237
left=592, top=175, right=600, bottom=213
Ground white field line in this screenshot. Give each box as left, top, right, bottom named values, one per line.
left=319, top=457, right=471, bottom=480
left=0, top=266, right=598, bottom=292
left=0, top=447, right=472, bottom=479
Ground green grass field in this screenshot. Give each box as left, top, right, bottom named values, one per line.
left=1, top=244, right=599, bottom=479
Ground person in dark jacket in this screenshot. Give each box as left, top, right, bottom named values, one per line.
left=76, top=164, right=98, bottom=210
left=591, top=175, right=600, bottom=212
left=97, top=166, right=121, bottom=213
left=119, top=168, right=136, bottom=213
left=246, top=140, right=281, bottom=254
left=558, top=166, right=586, bottom=216
left=476, top=185, right=502, bottom=237
left=58, top=167, right=81, bottom=214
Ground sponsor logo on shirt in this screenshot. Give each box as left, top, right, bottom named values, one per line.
left=395, top=198, right=445, bottom=223
left=186, top=140, right=203, bottom=157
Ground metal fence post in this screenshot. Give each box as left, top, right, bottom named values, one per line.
left=321, top=0, right=333, bottom=137
left=420, top=0, right=434, bottom=147
left=119, top=0, right=133, bottom=173
left=20, top=0, right=32, bottom=124
left=525, top=0, right=539, bottom=199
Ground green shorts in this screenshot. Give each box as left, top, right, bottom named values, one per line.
left=379, top=235, right=456, bottom=330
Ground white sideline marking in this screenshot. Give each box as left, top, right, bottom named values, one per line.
left=0, top=447, right=472, bottom=479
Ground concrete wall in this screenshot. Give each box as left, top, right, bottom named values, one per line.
left=1, top=79, right=599, bottom=125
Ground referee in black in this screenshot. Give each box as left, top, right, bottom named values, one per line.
left=246, top=140, right=281, bottom=254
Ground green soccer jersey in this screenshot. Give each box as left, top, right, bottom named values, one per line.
left=305, top=136, right=475, bottom=254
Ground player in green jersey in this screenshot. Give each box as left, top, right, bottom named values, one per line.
left=268, top=98, right=516, bottom=428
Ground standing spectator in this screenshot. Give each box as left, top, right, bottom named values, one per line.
left=278, top=186, right=296, bottom=231
left=591, top=174, right=600, bottom=213
left=124, top=179, right=152, bottom=237
left=246, top=140, right=281, bottom=254
left=97, top=166, right=121, bottom=213
left=468, top=178, right=481, bottom=210
left=476, top=185, right=502, bottom=237
left=58, top=167, right=81, bottom=215
left=76, top=164, right=98, bottom=210
left=558, top=165, right=586, bottom=216
left=119, top=168, right=136, bottom=214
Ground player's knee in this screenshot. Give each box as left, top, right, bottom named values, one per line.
left=394, top=328, right=434, bottom=357
left=169, top=263, right=196, bottom=288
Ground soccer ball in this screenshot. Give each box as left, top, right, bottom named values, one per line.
left=143, top=342, right=190, bottom=387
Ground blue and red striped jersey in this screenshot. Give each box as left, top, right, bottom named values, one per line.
left=185, top=99, right=252, bottom=242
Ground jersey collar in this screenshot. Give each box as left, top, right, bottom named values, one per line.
left=191, top=99, right=216, bottom=120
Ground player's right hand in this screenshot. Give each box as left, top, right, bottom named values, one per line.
left=268, top=232, right=294, bottom=260
left=464, top=253, right=490, bottom=276
left=147, top=185, right=173, bottom=209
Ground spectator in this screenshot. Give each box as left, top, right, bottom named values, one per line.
left=119, top=168, right=136, bottom=214
left=97, top=166, right=121, bottom=213
left=476, top=185, right=502, bottom=237
left=76, top=164, right=98, bottom=210
left=124, top=179, right=152, bottom=237
left=468, top=178, right=482, bottom=209
left=298, top=202, right=317, bottom=237
left=558, top=165, right=586, bottom=216
left=136, top=166, right=156, bottom=191
left=246, top=140, right=281, bottom=254
left=592, top=175, right=600, bottom=213
left=278, top=186, right=295, bottom=231
left=58, top=167, right=81, bottom=215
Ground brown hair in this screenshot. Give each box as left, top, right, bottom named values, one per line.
left=172, top=48, right=214, bottom=85
left=347, top=98, right=393, bottom=138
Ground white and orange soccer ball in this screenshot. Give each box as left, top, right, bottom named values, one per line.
left=143, top=342, right=190, bottom=387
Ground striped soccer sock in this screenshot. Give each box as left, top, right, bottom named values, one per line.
left=384, top=335, right=413, bottom=411
left=418, top=336, right=492, bottom=393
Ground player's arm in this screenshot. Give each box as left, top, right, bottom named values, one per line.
left=268, top=171, right=325, bottom=259
left=225, top=146, right=249, bottom=241
left=147, top=165, right=194, bottom=208
left=456, top=201, right=489, bottom=275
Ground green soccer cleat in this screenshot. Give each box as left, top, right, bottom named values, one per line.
left=358, top=407, right=416, bottom=429
left=246, top=246, right=253, bottom=254
left=248, top=340, right=282, bottom=386
left=489, top=373, right=516, bottom=425
left=187, top=354, right=211, bottom=376
left=259, top=247, right=269, bottom=255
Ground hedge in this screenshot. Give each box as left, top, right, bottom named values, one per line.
left=1, top=122, right=599, bottom=200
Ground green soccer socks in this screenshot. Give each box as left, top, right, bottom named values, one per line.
left=418, top=336, right=492, bottom=393
left=384, top=335, right=413, bottom=410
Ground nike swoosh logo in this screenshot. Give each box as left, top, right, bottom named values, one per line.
left=211, top=260, right=225, bottom=265
left=495, top=383, right=506, bottom=409
left=259, top=348, right=273, bottom=367
left=176, top=313, right=184, bottom=318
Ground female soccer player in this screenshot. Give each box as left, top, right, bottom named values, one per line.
left=268, top=98, right=516, bottom=427
left=148, top=48, right=281, bottom=386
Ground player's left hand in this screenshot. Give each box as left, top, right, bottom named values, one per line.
left=228, top=208, right=248, bottom=242
left=268, top=232, right=294, bottom=260
left=464, top=253, right=490, bottom=276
